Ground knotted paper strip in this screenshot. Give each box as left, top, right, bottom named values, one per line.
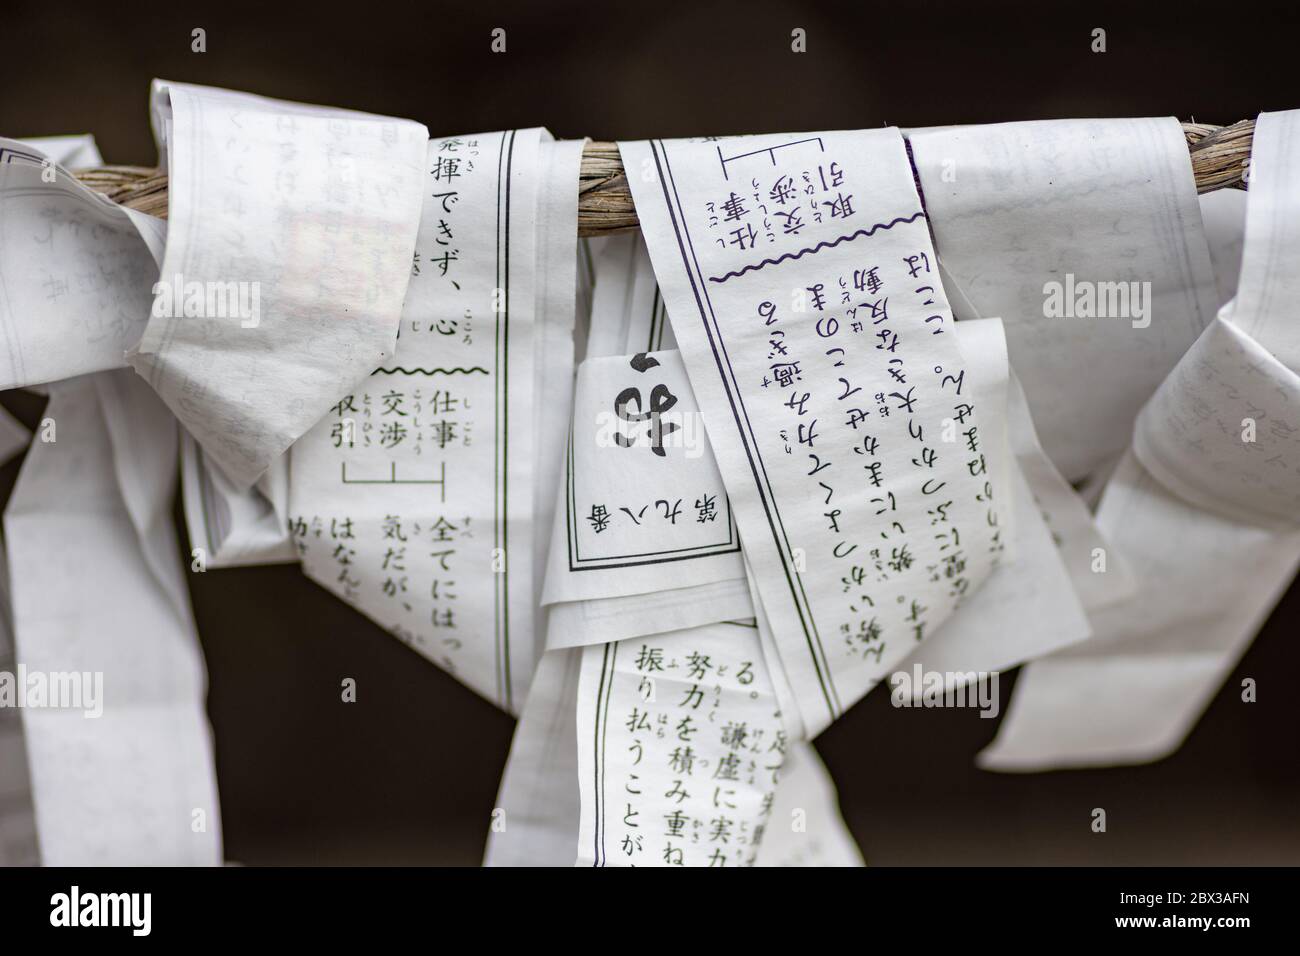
left=130, top=81, right=428, bottom=490
left=982, top=109, right=1300, bottom=770
left=7, top=371, right=222, bottom=863
left=0, top=546, right=38, bottom=865
left=0, top=139, right=155, bottom=389
left=180, top=440, right=295, bottom=569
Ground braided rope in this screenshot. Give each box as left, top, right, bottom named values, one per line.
left=72, top=121, right=1254, bottom=238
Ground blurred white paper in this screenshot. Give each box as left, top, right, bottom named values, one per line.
left=1134, top=316, right=1300, bottom=527
left=1004, top=373, right=1134, bottom=612
left=6, top=371, right=222, bottom=863
left=582, top=233, right=677, bottom=358
left=0, top=544, right=39, bottom=865
left=17, top=134, right=102, bottom=170
left=623, top=130, right=1005, bottom=735
left=1199, top=189, right=1248, bottom=309
left=1231, top=111, right=1300, bottom=372
left=756, top=741, right=862, bottom=867
left=129, top=81, right=428, bottom=490
left=181, top=437, right=296, bottom=568
left=981, top=452, right=1300, bottom=770
left=909, top=118, right=1219, bottom=481
left=483, top=644, right=582, bottom=867
left=981, top=110, right=1300, bottom=770
left=0, top=405, right=30, bottom=467
left=0, top=139, right=155, bottom=388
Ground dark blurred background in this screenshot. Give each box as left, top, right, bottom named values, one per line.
left=2, top=0, right=1298, bottom=865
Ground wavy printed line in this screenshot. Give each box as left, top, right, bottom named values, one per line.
left=707, top=211, right=927, bottom=283
left=372, top=366, right=489, bottom=376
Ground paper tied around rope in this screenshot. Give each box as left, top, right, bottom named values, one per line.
left=621, top=129, right=1006, bottom=737
left=1134, top=315, right=1300, bottom=528
left=1231, top=110, right=1300, bottom=374
left=980, top=109, right=1300, bottom=771
left=128, top=80, right=429, bottom=490
left=553, top=232, right=1096, bottom=697
left=0, top=137, right=160, bottom=390
left=907, top=117, right=1220, bottom=483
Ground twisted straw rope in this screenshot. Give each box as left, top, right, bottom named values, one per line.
left=73, top=121, right=1254, bottom=238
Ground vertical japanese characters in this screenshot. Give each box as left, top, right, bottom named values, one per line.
left=623, top=130, right=1004, bottom=735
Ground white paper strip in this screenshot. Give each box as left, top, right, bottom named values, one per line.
left=893, top=319, right=1093, bottom=679
left=542, top=349, right=744, bottom=610
left=623, top=130, right=1004, bottom=735
left=487, top=639, right=859, bottom=867
left=17, top=134, right=102, bottom=170
left=482, top=644, right=582, bottom=867
left=289, top=131, right=580, bottom=712
left=1133, top=316, right=1300, bottom=527
left=1232, top=111, right=1300, bottom=372
left=529, top=140, right=586, bottom=650
left=0, top=406, right=30, bottom=468
left=1004, top=373, right=1135, bottom=612
left=546, top=579, right=755, bottom=649
left=981, top=110, right=1300, bottom=770
left=0, top=544, right=39, bottom=865
left=0, top=139, right=154, bottom=388
left=542, top=229, right=744, bottom=649
left=575, top=621, right=787, bottom=866
left=582, top=233, right=677, bottom=358
left=980, top=452, right=1300, bottom=769
left=7, top=371, right=222, bottom=863
left=909, top=118, right=1219, bottom=481
left=1199, top=189, right=1248, bottom=309
left=129, top=81, right=428, bottom=490
left=181, top=439, right=295, bottom=568
left=756, top=741, right=862, bottom=867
